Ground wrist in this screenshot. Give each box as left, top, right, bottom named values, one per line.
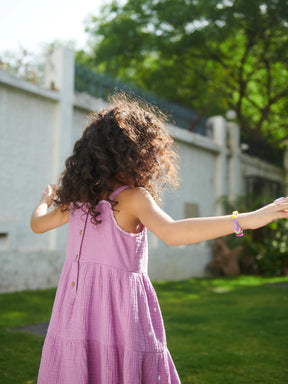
left=237, top=212, right=252, bottom=231
left=36, top=201, right=50, bottom=214
left=39, top=198, right=49, bottom=206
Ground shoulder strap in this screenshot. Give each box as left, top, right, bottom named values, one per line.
left=110, top=185, right=131, bottom=201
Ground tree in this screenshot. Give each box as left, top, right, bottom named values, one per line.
left=77, top=0, right=288, bottom=145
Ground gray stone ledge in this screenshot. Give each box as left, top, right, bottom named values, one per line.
left=0, top=70, right=60, bottom=101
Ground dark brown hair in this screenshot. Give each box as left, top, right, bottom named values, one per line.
left=54, top=94, right=179, bottom=224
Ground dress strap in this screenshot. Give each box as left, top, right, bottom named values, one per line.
left=110, top=186, right=131, bottom=200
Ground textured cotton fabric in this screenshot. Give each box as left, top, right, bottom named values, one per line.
left=37, top=186, right=181, bottom=383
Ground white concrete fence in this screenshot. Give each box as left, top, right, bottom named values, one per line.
left=0, top=47, right=286, bottom=292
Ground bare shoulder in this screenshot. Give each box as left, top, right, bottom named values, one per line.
left=115, top=187, right=155, bottom=219
left=125, top=186, right=150, bottom=198
left=118, top=186, right=174, bottom=238
left=118, top=187, right=153, bottom=206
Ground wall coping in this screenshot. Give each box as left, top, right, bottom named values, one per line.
left=74, top=91, right=107, bottom=112
left=0, top=70, right=60, bottom=101
left=168, top=124, right=221, bottom=154
left=240, top=153, right=284, bottom=179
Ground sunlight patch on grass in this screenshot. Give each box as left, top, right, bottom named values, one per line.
left=199, top=275, right=288, bottom=290
left=211, top=286, right=232, bottom=293
left=185, top=293, right=200, bottom=300
left=2, top=311, right=25, bottom=320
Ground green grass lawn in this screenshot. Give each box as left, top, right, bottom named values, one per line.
left=0, top=276, right=288, bottom=384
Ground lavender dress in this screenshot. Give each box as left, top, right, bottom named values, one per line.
left=37, top=186, right=181, bottom=383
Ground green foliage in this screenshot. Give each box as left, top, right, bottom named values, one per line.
left=246, top=220, right=288, bottom=276
left=78, top=0, right=288, bottom=145
left=221, top=194, right=288, bottom=276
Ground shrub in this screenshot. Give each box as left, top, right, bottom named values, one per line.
left=220, top=195, right=288, bottom=276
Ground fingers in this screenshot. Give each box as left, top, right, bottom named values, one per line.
left=49, top=184, right=58, bottom=199
left=41, top=184, right=58, bottom=202
left=274, top=196, right=288, bottom=205
left=42, top=185, right=50, bottom=196
left=274, top=196, right=284, bottom=203
left=50, top=184, right=58, bottom=191
left=273, top=197, right=288, bottom=215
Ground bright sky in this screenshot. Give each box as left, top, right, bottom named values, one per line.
left=0, top=0, right=105, bottom=55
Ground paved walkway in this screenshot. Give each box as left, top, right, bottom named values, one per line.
left=266, top=282, right=288, bottom=288
left=12, top=322, right=49, bottom=337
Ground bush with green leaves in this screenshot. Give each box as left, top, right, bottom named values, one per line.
left=220, top=195, right=288, bottom=276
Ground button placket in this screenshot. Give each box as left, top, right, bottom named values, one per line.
left=70, top=259, right=79, bottom=298
left=70, top=213, right=89, bottom=298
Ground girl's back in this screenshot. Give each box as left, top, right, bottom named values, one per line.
left=67, top=186, right=148, bottom=272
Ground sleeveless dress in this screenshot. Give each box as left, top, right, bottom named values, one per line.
left=37, top=186, right=181, bottom=384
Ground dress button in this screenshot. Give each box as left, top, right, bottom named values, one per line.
left=71, top=281, right=75, bottom=288
left=79, top=229, right=82, bottom=235
left=75, top=254, right=79, bottom=260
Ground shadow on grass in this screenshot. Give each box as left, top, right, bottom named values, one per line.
left=0, top=289, right=56, bottom=329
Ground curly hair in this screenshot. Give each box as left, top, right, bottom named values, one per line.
left=54, top=94, right=179, bottom=224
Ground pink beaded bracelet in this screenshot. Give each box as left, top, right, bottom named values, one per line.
left=231, top=211, right=243, bottom=237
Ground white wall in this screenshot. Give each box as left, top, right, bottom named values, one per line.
left=0, top=73, right=67, bottom=291
left=0, top=47, right=285, bottom=291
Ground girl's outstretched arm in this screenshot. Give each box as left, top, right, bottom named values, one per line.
left=129, top=188, right=288, bottom=246
left=30, top=185, right=70, bottom=234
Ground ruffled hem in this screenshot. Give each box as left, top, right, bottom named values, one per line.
left=38, top=335, right=181, bottom=384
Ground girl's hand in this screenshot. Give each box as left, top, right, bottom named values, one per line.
left=40, top=184, right=58, bottom=208
left=243, top=197, right=288, bottom=230
left=31, top=184, right=69, bottom=233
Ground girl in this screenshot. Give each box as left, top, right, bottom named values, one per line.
left=31, top=95, right=288, bottom=384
